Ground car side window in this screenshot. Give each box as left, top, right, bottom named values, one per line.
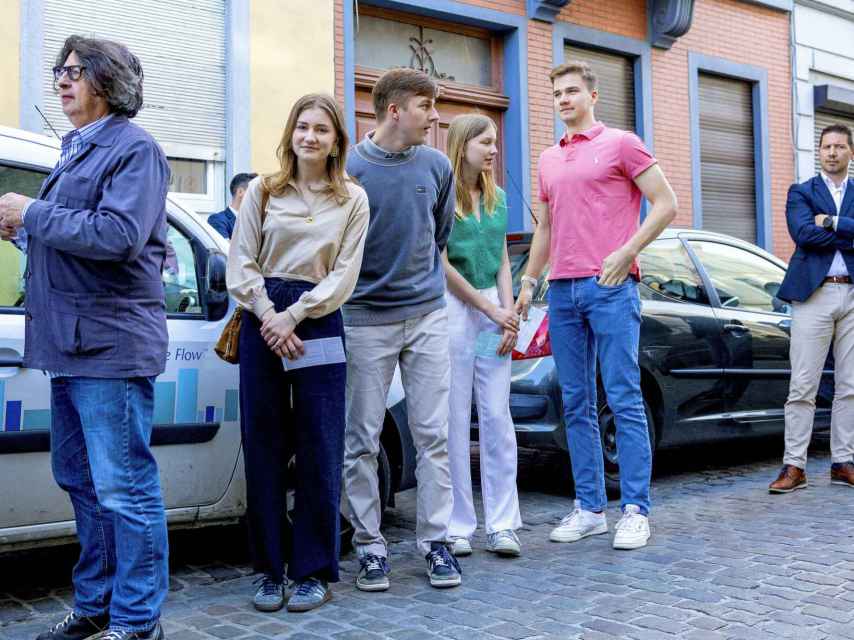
left=164, top=224, right=202, bottom=315
left=638, top=239, right=709, bottom=305
left=0, top=164, right=48, bottom=308
left=688, top=240, right=788, bottom=314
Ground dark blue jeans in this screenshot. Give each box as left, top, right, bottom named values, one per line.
left=50, top=376, right=168, bottom=632
left=239, top=278, right=346, bottom=584
left=548, top=277, right=652, bottom=515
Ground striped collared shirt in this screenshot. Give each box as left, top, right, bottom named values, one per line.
left=57, top=113, right=115, bottom=170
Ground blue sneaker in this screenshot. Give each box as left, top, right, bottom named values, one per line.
left=356, top=553, right=390, bottom=592
left=425, top=542, right=462, bottom=588
left=252, top=574, right=285, bottom=612
left=286, top=577, right=331, bottom=612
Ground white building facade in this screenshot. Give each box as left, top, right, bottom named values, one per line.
left=792, top=0, right=854, bottom=182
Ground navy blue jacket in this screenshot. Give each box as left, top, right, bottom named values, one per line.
left=778, top=175, right=854, bottom=303
left=207, top=207, right=235, bottom=239
left=22, top=115, right=170, bottom=377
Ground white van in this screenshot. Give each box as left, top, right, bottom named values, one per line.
left=0, top=126, right=414, bottom=552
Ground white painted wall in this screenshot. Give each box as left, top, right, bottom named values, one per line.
left=793, top=2, right=854, bottom=180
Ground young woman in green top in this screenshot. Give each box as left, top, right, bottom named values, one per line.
left=442, top=113, right=524, bottom=557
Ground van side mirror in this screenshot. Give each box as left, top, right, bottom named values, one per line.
left=205, top=251, right=229, bottom=321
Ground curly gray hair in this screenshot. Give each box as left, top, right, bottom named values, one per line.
left=55, top=35, right=144, bottom=118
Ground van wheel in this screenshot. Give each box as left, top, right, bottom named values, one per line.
left=598, top=399, right=656, bottom=498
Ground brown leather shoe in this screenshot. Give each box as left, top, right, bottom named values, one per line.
left=768, top=465, right=808, bottom=493
left=831, top=462, right=854, bottom=487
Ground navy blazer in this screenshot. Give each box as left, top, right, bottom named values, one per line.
left=777, top=175, right=854, bottom=303
left=22, top=115, right=170, bottom=377
left=207, top=207, right=235, bottom=239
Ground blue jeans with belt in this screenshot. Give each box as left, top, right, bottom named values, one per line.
left=239, top=278, right=346, bottom=583
left=547, top=277, right=651, bottom=515
left=50, top=376, right=168, bottom=632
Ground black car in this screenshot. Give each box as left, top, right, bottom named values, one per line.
left=494, top=229, right=833, bottom=494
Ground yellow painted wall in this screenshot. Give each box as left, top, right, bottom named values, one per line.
left=250, top=0, right=335, bottom=173
left=0, top=0, right=20, bottom=128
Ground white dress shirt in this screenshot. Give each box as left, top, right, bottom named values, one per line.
left=823, top=172, right=849, bottom=277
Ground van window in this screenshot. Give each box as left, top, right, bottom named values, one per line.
left=164, top=224, right=202, bottom=315
left=0, top=165, right=48, bottom=308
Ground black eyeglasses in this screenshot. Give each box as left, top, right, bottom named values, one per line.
left=52, top=65, right=86, bottom=82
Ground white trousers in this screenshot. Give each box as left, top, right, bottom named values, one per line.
left=784, top=283, right=854, bottom=468
left=446, top=288, right=522, bottom=538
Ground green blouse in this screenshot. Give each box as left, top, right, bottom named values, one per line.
left=446, top=187, right=508, bottom=290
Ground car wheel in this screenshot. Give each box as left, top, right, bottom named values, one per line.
left=284, top=441, right=392, bottom=551
left=598, top=399, right=657, bottom=498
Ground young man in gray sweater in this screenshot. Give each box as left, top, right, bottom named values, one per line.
left=343, top=68, right=461, bottom=590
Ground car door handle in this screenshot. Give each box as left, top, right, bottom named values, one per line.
left=0, top=358, right=22, bottom=367
left=723, top=323, right=749, bottom=334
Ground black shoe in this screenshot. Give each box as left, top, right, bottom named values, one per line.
left=425, top=542, right=462, bottom=588
left=36, top=612, right=109, bottom=640
left=96, top=625, right=164, bottom=640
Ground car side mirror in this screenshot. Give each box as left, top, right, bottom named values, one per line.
left=205, top=251, right=229, bottom=321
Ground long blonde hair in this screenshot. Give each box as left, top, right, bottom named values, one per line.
left=262, top=93, right=351, bottom=205
left=446, top=113, right=498, bottom=220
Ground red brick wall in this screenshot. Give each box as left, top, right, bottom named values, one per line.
left=651, top=0, right=793, bottom=258
left=333, top=0, right=794, bottom=256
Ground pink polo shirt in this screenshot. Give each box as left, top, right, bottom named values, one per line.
left=538, top=122, right=657, bottom=280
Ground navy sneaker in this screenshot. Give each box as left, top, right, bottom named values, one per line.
left=425, top=542, right=462, bottom=588
left=36, top=611, right=109, bottom=640
left=356, top=553, right=390, bottom=592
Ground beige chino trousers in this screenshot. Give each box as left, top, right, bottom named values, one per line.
left=342, top=308, right=454, bottom=557
left=784, top=283, right=854, bottom=468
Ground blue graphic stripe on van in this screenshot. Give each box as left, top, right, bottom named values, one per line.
left=215, top=407, right=223, bottom=422
left=225, top=389, right=238, bottom=422
left=5, top=400, right=22, bottom=432
left=0, top=381, right=5, bottom=428
left=205, top=406, right=215, bottom=422
left=176, top=369, right=199, bottom=424
left=154, top=381, right=176, bottom=424
left=23, top=409, right=51, bottom=429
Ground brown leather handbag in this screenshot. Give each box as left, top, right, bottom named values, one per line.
left=213, top=185, right=270, bottom=364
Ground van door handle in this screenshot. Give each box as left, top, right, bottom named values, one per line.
left=0, top=358, right=23, bottom=367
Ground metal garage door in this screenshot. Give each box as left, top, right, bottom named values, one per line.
left=564, top=44, right=636, bottom=133
left=814, top=111, right=854, bottom=180
left=698, top=73, right=756, bottom=243
left=41, top=0, right=225, bottom=161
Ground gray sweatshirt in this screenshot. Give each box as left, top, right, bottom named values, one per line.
left=343, top=134, right=455, bottom=325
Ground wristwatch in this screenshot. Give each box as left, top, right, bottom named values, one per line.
left=822, top=215, right=836, bottom=230
left=521, top=275, right=538, bottom=289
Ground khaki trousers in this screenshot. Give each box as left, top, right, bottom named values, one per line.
left=342, top=308, right=453, bottom=556
left=784, top=283, right=854, bottom=468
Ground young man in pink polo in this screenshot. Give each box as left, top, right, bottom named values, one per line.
left=516, top=61, right=677, bottom=550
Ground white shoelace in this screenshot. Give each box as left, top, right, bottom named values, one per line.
left=616, top=511, right=646, bottom=533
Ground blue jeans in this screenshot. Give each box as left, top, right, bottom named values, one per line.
left=50, top=377, right=168, bottom=632
left=548, top=277, right=651, bottom=515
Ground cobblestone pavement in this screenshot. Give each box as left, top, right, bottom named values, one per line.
left=2, top=439, right=854, bottom=640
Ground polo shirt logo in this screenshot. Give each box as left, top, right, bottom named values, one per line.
left=415, top=185, right=427, bottom=194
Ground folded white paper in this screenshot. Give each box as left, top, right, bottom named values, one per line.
left=282, top=336, right=346, bottom=371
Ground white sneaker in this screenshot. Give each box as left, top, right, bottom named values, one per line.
left=486, top=529, right=521, bottom=557
left=450, top=537, right=472, bottom=557
left=613, top=504, right=650, bottom=550
left=549, top=500, right=608, bottom=543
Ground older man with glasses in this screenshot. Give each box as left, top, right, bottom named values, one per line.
left=0, top=35, right=170, bottom=640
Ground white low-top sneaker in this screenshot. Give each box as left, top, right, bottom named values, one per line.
left=549, top=500, right=608, bottom=543
left=612, top=504, right=650, bottom=550
left=450, top=537, right=472, bottom=557
left=486, top=529, right=522, bottom=557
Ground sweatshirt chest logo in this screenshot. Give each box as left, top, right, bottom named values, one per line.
left=415, top=185, right=427, bottom=194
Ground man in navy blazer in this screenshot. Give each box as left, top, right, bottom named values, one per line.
left=207, top=172, right=256, bottom=239
left=770, top=123, right=854, bottom=494
left=0, top=36, right=169, bottom=640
